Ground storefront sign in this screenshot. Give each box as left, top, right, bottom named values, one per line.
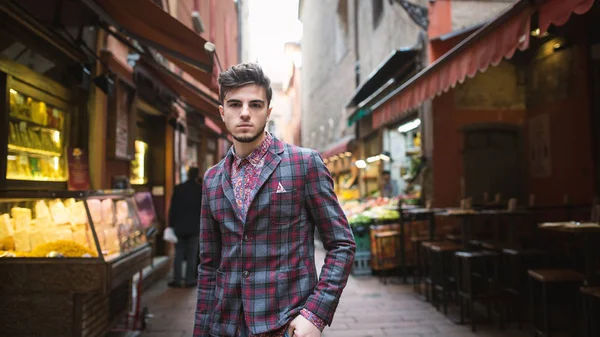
left=67, top=147, right=91, bottom=191
left=529, top=113, right=552, bottom=178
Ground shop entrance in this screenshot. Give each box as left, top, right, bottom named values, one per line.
left=462, top=124, right=523, bottom=204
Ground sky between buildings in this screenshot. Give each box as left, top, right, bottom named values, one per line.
left=247, top=0, right=303, bottom=84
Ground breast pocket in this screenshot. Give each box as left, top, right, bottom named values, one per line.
left=269, top=190, right=302, bottom=224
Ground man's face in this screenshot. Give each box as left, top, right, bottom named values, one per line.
left=382, top=174, right=390, bottom=184
left=219, top=84, right=272, bottom=143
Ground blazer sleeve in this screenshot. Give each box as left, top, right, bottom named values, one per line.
left=302, top=150, right=356, bottom=325
left=193, top=178, right=222, bottom=336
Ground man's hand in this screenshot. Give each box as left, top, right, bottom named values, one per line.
left=287, top=315, right=321, bottom=337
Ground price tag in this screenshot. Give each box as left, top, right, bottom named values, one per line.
left=19, top=155, right=28, bottom=165
left=19, top=121, right=26, bottom=132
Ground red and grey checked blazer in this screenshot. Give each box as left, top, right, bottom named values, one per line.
left=193, top=137, right=356, bottom=337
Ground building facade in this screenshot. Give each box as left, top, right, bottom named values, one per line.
left=300, top=0, right=516, bottom=199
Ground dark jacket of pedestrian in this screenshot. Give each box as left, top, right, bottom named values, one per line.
left=168, top=170, right=203, bottom=237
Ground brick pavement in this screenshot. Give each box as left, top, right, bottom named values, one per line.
left=137, top=242, right=531, bottom=337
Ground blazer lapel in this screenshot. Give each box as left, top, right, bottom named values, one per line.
left=248, top=138, right=284, bottom=208
left=220, top=152, right=241, bottom=222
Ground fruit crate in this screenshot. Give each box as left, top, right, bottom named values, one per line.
left=351, top=251, right=372, bottom=276
left=350, top=224, right=371, bottom=253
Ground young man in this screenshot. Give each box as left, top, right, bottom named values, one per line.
left=193, top=63, right=356, bottom=337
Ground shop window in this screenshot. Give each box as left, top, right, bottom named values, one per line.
left=130, top=140, right=149, bottom=185
left=6, top=88, right=67, bottom=182
left=372, top=0, right=384, bottom=30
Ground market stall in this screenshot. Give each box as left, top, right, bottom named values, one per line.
left=0, top=189, right=151, bottom=337
left=343, top=194, right=423, bottom=276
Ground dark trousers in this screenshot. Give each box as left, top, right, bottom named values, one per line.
left=173, top=235, right=199, bottom=284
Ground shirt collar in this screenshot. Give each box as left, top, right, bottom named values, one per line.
left=230, top=132, right=273, bottom=168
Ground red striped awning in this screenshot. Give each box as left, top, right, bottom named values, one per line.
left=372, top=0, right=532, bottom=129
left=538, top=0, right=596, bottom=34
left=320, top=136, right=355, bottom=160
left=371, top=0, right=597, bottom=130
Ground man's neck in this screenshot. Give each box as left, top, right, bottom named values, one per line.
left=233, top=132, right=267, bottom=158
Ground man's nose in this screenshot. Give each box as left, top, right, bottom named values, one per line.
left=240, top=105, right=251, bottom=118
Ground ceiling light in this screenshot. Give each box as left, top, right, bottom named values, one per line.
left=398, top=119, right=421, bottom=133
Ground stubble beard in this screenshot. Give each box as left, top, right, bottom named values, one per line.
left=231, top=122, right=267, bottom=143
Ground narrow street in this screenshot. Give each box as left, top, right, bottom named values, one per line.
left=138, top=241, right=530, bottom=337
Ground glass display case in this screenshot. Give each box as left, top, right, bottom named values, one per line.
left=0, top=189, right=151, bottom=337
left=0, top=190, right=147, bottom=261
left=6, top=88, right=68, bottom=182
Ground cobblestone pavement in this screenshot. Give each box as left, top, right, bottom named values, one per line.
left=137, top=242, right=531, bottom=337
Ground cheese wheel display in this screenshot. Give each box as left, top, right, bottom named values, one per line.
left=72, top=224, right=91, bottom=250
left=48, top=199, right=69, bottom=225
left=29, top=229, right=47, bottom=250
left=101, top=199, right=115, bottom=227
left=69, top=201, right=88, bottom=225
left=13, top=230, right=31, bottom=252
left=115, top=200, right=129, bottom=223
left=87, top=199, right=102, bottom=225
left=0, top=214, right=13, bottom=239
left=11, top=207, right=32, bottom=232
left=103, top=227, right=120, bottom=254
left=54, top=226, right=73, bottom=242
left=34, top=200, right=51, bottom=220
left=35, top=216, right=53, bottom=230
left=44, top=228, right=60, bottom=243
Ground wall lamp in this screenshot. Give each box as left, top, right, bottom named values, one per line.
left=204, top=42, right=223, bottom=72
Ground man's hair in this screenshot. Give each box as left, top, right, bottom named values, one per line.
left=218, top=63, right=272, bottom=105
left=382, top=170, right=391, bottom=176
left=188, top=167, right=199, bottom=181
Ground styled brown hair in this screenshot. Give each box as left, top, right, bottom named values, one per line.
left=218, top=63, right=272, bottom=105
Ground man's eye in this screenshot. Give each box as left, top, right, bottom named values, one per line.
left=251, top=104, right=262, bottom=108
left=229, top=103, right=240, bottom=107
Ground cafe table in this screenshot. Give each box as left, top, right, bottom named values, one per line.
left=539, top=221, right=600, bottom=286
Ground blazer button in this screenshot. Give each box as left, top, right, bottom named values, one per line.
left=242, top=270, right=250, bottom=278
left=243, top=235, right=249, bottom=241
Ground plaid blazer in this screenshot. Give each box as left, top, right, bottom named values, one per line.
left=193, top=137, right=356, bottom=337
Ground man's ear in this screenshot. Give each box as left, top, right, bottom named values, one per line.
left=219, top=105, right=225, bottom=121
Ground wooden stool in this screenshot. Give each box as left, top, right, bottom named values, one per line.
left=480, top=240, right=505, bottom=253
left=454, top=250, right=501, bottom=332
left=528, top=269, right=585, bottom=337
left=430, top=242, right=462, bottom=314
left=446, top=233, right=463, bottom=244
left=373, top=231, right=401, bottom=285
left=422, top=241, right=455, bottom=302
left=581, top=287, right=600, bottom=337
left=412, top=236, right=442, bottom=295
left=499, top=248, right=548, bottom=329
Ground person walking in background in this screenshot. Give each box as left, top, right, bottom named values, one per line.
left=194, top=63, right=356, bottom=337
left=380, top=170, right=399, bottom=198
left=168, top=166, right=202, bottom=288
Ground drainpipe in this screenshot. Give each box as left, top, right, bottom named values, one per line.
left=236, top=0, right=242, bottom=63
left=354, top=0, right=360, bottom=87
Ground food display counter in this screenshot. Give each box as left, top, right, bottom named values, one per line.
left=0, top=189, right=152, bottom=337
